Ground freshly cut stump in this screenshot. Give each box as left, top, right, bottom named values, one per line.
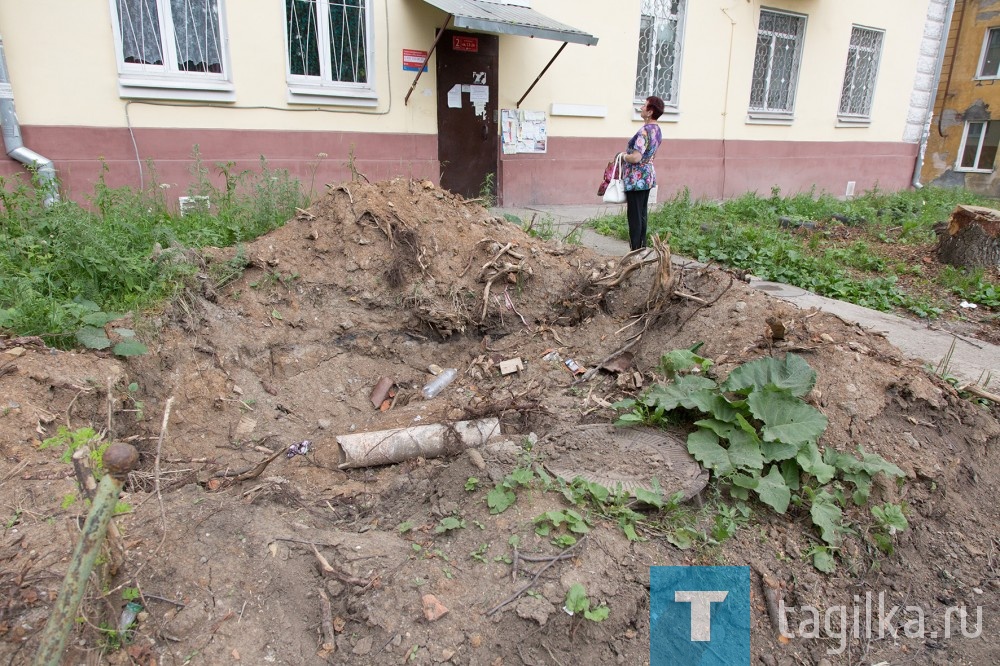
left=936, top=204, right=1000, bottom=269
left=544, top=424, right=708, bottom=502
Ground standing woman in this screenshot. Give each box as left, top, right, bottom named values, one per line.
left=621, top=96, right=664, bottom=251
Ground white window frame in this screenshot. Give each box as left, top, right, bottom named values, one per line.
left=837, top=25, right=884, bottom=126
left=109, top=0, right=234, bottom=102
left=747, top=8, right=806, bottom=125
left=956, top=120, right=1000, bottom=172
left=976, top=27, right=1000, bottom=79
left=285, top=0, right=378, bottom=107
left=632, top=0, right=687, bottom=122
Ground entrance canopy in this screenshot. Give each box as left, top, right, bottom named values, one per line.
left=406, top=0, right=599, bottom=106
left=418, top=0, right=598, bottom=46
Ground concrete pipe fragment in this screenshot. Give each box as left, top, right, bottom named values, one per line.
left=336, top=418, right=501, bottom=469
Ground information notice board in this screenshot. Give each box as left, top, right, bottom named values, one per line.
left=501, top=109, right=547, bottom=154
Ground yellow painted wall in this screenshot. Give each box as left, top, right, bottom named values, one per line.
left=0, top=0, right=928, bottom=141
left=0, top=0, right=442, bottom=133
left=922, top=0, right=1000, bottom=191
left=504, top=0, right=929, bottom=142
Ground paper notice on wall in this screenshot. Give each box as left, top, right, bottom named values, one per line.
left=447, top=84, right=462, bottom=108
left=500, top=109, right=547, bottom=154
left=469, top=85, right=489, bottom=104
left=468, top=85, right=484, bottom=117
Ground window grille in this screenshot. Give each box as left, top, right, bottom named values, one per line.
left=116, top=0, right=224, bottom=74
left=286, top=0, right=369, bottom=84
left=839, top=26, right=883, bottom=118
left=749, top=10, right=805, bottom=114
left=633, top=0, right=685, bottom=106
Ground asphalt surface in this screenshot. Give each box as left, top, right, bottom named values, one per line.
left=492, top=203, right=999, bottom=390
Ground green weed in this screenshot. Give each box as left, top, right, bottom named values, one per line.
left=0, top=148, right=303, bottom=349
left=591, top=185, right=997, bottom=319
left=564, top=583, right=609, bottom=622
left=615, top=351, right=906, bottom=572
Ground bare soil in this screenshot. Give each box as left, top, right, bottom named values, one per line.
left=1, top=178, right=998, bottom=666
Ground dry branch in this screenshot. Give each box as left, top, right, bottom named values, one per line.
left=318, top=588, right=336, bottom=657
left=311, top=544, right=373, bottom=587
left=957, top=383, right=1000, bottom=405
left=485, top=537, right=587, bottom=616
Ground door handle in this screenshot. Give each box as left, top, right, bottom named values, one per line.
left=482, top=123, right=488, bottom=140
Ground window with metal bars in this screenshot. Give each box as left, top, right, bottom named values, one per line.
left=977, top=27, right=1000, bottom=78
left=838, top=26, right=883, bottom=120
left=286, top=0, right=371, bottom=87
left=633, top=0, right=685, bottom=108
left=749, top=9, right=806, bottom=115
left=113, top=0, right=225, bottom=76
left=958, top=121, right=1000, bottom=171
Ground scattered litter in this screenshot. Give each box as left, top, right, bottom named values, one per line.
left=117, top=601, right=143, bottom=642
left=542, top=349, right=562, bottom=362
left=421, top=367, right=458, bottom=399
left=369, top=376, right=394, bottom=409
left=960, top=301, right=978, bottom=309
left=427, top=364, right=444, bottom=375
left=499, top=357, right=524, bottom=375
left=286, top=440, right=311, bottom=458
left=599, top=351, right=634, bottom=374
left=564, top=358, right=585, bottom=375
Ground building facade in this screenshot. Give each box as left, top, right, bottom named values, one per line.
left=0, top=1, right=944, bottom=207
left=921, top=0, right=1000, bottom=195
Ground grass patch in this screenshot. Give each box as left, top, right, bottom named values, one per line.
left=593, top=185, right=999, bottom=318
left=0, top=148, right=304, bottom=348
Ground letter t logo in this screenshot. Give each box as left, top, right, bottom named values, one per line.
left=675, top=591, right=729, bottom=641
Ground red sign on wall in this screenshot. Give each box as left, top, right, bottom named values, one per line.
left=452, top=35, right=478, bottom=52
left=402, top=49, right=428, bottom=72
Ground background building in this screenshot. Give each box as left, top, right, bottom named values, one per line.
left=921, top=0, right=1000, bottom=196
left=0, top=0, right=946, bottom=207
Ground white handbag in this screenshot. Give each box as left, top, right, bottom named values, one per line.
left=602, top=153, right=627, bottom=204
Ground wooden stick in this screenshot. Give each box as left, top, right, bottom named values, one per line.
left=318, top=588, right=336, bottom=656
left=311, top=544, right=372, bottom=587
left=957, top=383, right=1000, bottom=404
left=154, top=397, right=174, bottom=554
left=485, top=537, right=587, bottom=616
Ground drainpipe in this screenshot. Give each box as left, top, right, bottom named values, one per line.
left=912, top=0, right=958, bottom=189
left=0, top=32, right=58, bottom=205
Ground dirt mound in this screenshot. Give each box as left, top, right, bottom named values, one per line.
left=1, top=179, right=998, bottom=665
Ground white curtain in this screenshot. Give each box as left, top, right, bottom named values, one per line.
left=118, top=0, right=222, bottom=73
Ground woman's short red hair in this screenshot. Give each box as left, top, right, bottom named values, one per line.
left=646, top=96, right=665, bottom=120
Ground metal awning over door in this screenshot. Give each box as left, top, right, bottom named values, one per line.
left=418, top=0, right=598, bottom=45
left=406, top=0, right=599, bottom=106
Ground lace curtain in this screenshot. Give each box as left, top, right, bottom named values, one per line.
left=118, top=0, right=223, bottom=73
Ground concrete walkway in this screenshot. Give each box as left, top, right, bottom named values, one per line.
left=492, top=203, right=1000, bottom=390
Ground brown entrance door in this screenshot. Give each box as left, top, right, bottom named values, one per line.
left=436, top=30, right=499, bottom=200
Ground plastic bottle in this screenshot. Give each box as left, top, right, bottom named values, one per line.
left=421, top=368, right=458, bottom=399
left=118, top=601, right=143, bottom=641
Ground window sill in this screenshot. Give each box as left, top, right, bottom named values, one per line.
left=118, top=76, right=236, bottom=102
left=953, top=167, right=994, bottom=174
left=631, top=107, right=679, bottom=123
left=746, top=111, right=794, bottom=126
left=836, top=115, right=872, bottom=128
left=287, top=84, right=378, bottom=108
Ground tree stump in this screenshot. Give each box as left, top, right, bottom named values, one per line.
left=936, top=205, right=1000, bottom=269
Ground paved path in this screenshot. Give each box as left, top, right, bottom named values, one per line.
left=493, top=203, right=1000, bottom=390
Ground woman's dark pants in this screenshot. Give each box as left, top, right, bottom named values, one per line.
left=626, top=188, right=650, bottom=251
